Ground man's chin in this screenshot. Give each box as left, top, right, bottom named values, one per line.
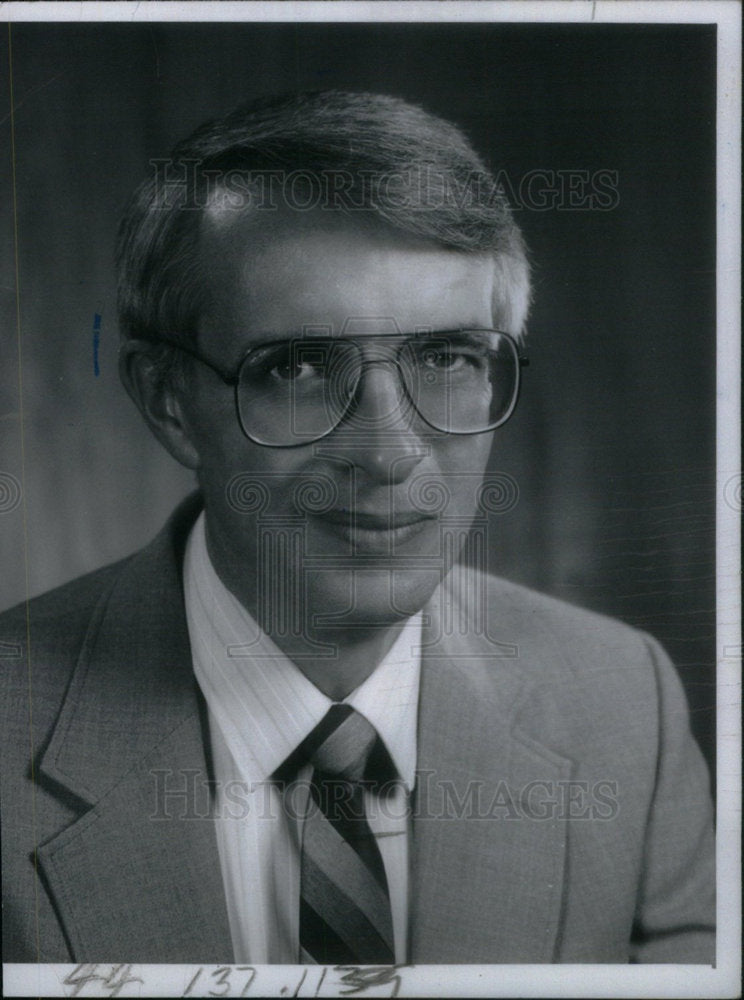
left=303, top=567, right=443, bottom=636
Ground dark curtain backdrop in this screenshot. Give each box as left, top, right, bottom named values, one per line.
left=1, top=23, right=716, bottom=776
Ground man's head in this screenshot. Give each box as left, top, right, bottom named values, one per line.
left=117, top=91, right=530, bottom=648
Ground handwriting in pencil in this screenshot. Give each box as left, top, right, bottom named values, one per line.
left=334, top=964, right=403, bottom=997
left=62, top=964, right=144, bottom=998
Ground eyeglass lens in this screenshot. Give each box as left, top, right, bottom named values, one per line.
left=236, top=331, right=519, bottom=446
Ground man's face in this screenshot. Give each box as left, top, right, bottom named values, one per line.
left=180, top=205, right=498, bottom=642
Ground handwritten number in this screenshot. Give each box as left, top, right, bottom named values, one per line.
left=237, top=966, right=257, bottom=998
left=208, top=966, right=234, bottom=997
left=293, top=969, right=308, bottom=996
left=63, top=965, right=98, bottom=997
left=183, top=967, right=203, bottom=997
left=314, top=968, right=327, bottom=997
left=335, top=965, right=403, bottom=997
left=62, top=964, right=143, bottom=998
left=105, top=966, right=144, bottom=998
left=63, top=962, right=404, bottom=998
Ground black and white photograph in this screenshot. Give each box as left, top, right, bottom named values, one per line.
left=1, top=2, right=739, bottom=997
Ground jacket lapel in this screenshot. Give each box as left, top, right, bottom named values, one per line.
left=410, top=571, right=572, bottom=963
left=37, top=497, right=233, bottom=962
left=35, top=495, right=570, bottom=963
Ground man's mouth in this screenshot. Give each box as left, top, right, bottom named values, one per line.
left=309, top=508, right=436, bottom=550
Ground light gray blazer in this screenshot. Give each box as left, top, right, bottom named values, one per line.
left=1, top=495, right=715, bottom=963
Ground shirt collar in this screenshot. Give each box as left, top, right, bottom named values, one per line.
left=184, top=511, right=420, bottom=790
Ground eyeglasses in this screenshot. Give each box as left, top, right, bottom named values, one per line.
left=147, top=329, right=527, bottom=447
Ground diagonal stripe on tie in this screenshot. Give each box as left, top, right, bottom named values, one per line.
left=295, top=704, right=395, bottom=965
left=302, top=856, right=394, bottom=961
left=302, top=810, right=394, bottom=948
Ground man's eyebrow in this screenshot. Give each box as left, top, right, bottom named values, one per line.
left=241, top=327, right=334, bottom=344
left=240, top=327, right=491, bottom=346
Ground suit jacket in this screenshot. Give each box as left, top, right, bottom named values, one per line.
left=1, top=494, right=715, bottom=964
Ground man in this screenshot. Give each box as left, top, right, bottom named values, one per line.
left=1, top=91, right=714, bottom=964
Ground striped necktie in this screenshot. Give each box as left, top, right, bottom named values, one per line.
left=295, top=703, right=395, bottom=965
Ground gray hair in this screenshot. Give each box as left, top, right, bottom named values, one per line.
left=116, top=91, right=530, bottom=383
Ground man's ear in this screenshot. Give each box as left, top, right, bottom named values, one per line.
left=118, top=340, right=201, bottom=470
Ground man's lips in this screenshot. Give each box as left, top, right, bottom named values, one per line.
left=307, top=507, right=436, bottom=550
left=313, top=509, right=435, bottom=530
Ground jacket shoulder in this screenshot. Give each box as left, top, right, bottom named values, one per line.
left=446, top=567, right=682, bottom=737
left=1, top=558, right=129, bottom=650
left=452, top=566, right=658, bottom=667
left=0, top=492, right=201, bottom=667
left=1, top=492, right=201, bottom=730
left=453, top=570, right=704, bottom=784
left=0, top=559, right=132, bottom=711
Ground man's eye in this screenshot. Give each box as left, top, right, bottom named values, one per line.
left=416, top=342, right=485, bottom=372
left=245, top=344, right=329, bottom=385
left=269, top=358, right=321, bottom=382
left=420, top=350, right=466, bottom=371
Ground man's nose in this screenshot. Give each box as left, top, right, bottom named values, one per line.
left=331, top=362, right=426, bottom=483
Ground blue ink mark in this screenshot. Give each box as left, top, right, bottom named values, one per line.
left=93, top=313, right=101, bottom=376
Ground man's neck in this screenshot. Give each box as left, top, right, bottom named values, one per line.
left=259, top=619, right=409, bottom=701
left=204, top=530, right=412, bottom=700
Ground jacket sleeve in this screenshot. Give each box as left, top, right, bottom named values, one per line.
left=629, top=635, right=716, bottom=963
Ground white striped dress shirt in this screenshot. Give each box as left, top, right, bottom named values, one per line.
left=183, top=512, right=421, bottom=963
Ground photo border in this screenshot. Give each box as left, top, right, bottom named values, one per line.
left=2, top=2, right=740, bottom=997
